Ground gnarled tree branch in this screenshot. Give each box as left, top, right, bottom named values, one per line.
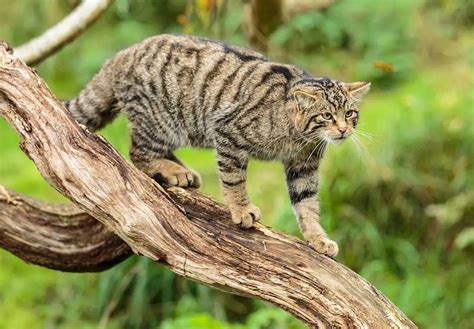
left=14, top=0, right=113, bottom=66
left=0, top=186, right=131, bottom=272
left=0, top=41, right=416, bottom=328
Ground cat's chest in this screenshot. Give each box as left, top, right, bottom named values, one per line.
left=247, top=139, right=300, bottom=162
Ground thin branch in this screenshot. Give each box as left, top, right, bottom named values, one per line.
left=0, top=42, right=416, bottom=328
left=14, top=0, right=113, bottom=66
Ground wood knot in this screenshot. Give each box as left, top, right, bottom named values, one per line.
left=0, top=186, right=20, bottom=205
left=0, top=40, right=14, bottom=54
left=0, top=40, right=15, bottom=68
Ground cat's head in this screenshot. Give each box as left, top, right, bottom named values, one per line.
left=291, top=78, right=370, bottom=144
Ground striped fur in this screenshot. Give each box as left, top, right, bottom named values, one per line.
left=63, top=34, right=370, bottom=256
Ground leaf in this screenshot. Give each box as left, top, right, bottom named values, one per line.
left=454, top=227, right=474, bottom=249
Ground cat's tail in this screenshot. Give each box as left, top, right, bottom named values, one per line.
left=62, top=62, right=119, bottom=132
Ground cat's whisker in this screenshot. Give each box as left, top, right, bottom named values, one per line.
left=354, top=129, right=377, bottom=144
left=303, top=138, right=326, bottom=166
left=351, top=133, right=370, bottom=158
left=350, top=135, right=364, bottom=160
left=354, top=130, right=373, bottom=148
left=295, top=132, right=323, bottom=157
left=295, top=139, right=311, bottom=156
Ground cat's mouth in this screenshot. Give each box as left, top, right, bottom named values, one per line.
left=328, top=136, right=347, bottom=145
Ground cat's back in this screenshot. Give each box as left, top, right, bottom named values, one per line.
left=108, top=34, right=267, bottom=81
left=106, top=34, right=296, bottom=147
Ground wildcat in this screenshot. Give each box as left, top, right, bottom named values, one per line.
left=63, top=34, right=370, bottom=257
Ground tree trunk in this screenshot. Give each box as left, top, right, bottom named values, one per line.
left=0, top=41, right=416, bottom=328
left=243, top=0, right=336, bottom=52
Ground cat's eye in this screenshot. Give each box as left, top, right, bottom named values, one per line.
left=321, top=112, right=332, bottom=120
left=345, top=110, right=354, bottom=118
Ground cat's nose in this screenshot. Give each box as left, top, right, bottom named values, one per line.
left=338, top=127, right=347, bottom=135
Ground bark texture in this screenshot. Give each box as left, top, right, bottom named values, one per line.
left=0, top=41, right=416, bottom=328
left=14, top=0, right=112, bottom=66
left=0, top=186, right=131, bottom=272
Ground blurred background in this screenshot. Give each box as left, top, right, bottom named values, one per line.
left=0, top=0, right=473, bottom=328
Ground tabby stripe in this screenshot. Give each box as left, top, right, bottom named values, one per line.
left=268, top=106, right=276, bottom=133
left=233, top=81, right=284, bottom=128
left=131, top=139, right=168, bottom=155
left=260, top=71, right=274, bottom=84
left=231, top=62, right=261, bottom=102
left=189, top=49, right=203, bottom=134
left=289, top=189, right=317, bottom=204
left=148, top=79, right=158, bottom=101
left=200, top=56, right=227, bottom=133
left=308, top=124, right=325, bottom=134
left=238, top=117, right=256, bottom=131
left=129, top=104, right=173, bottom=141
left=302, top=114, right=319, bottom=132
left=128, top=92, right=155, bottom=120
left=159, top=43, right=176, bottom=116
left=223, top=44, right=266, bottom=62
left=256, top=82, right=286, bottom=107
left=217, top=160, right=247, bottom=173
left=237, top=130, right=259, bottom=149
left=199, top=56, right=227, bottom=104
left=270, top=65, right=293, bottom=81
left=341, top=96, right=348, bottom=109
left=286, top=166, right=316, bottom=180
left=135, top=87, right=154, bottom=110
left=237, top=70, right=274, bottom=109
left=132, top=126, right=169, bottom=150
left=221, top=178, right=246, bottom=187
left=215, top=106, right=240, bottom=126
left=145, top=40, right=166, bottom=72
left=133, top=46, right=149, bottom=68
left=324, top=92, right=338, bottom=109
left=217, top=150, right=244, bottom=166
left=175, top=64, right=195, bottom=132
left=215, top=128, right=250, bottom=150
left=71, top=97, right=88, bottom=120
left=293, top=78, right=315, bottom=86
left=212, top=65, right=241, bottom=112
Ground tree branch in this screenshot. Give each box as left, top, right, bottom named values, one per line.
left=0, top=186, right=131, bottom=272
left=0, top=41, right=416, bottom=328
left=14, top=0, right=113, bottom=66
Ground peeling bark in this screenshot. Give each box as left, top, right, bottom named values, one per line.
left=0, top=41, right=416, bottom=328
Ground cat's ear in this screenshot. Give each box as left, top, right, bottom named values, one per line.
left=342, top=81, right=371, bottom=99
left=293, top=90, right=323, bottom=112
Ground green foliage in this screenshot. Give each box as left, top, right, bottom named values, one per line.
left=0, top=0, right=473, bottom=328
left=271, top=0, right=419, bottom=83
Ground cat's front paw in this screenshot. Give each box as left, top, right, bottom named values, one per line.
left=307, top=234, right=339, bottom=257
left=230, top=204, right=261, bottom=229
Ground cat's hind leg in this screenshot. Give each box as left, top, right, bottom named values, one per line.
left=130, top=128, right=201, bottom=188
